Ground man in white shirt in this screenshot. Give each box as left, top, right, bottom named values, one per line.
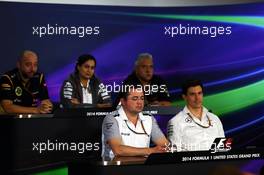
left=102, top=86, right=169, bottom=158
left=167, top=79, right=225, bottom=151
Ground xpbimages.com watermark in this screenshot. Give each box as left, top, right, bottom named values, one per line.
left=32, top=24, right=100, bottom=38
left=164, top=24, right=232, bottom=38
left=98, top=82, right=168, bottom=95
left=32, top=140, right=100, bottom=154
left=164, top=138, right=232, bottom=153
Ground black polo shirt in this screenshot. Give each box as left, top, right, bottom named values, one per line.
left=114, top=72, right=171, bottom=106
left=0, top=68, right=49, bottom=107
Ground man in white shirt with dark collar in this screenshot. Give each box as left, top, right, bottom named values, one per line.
left=167, top=79, right=225, bottom=152
left=102, top=86, right=169, bottom=159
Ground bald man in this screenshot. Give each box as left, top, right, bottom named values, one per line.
left=0, top=50, right=52, bottom=114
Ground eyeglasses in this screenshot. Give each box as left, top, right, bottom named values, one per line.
left=187, top=113, right=212, bottom=128
left=124, top=120, right=150, bottom=137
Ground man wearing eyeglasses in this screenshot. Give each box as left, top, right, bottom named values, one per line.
left=102, top=86, right=169, bottom=158
left=167, top=79, right=225, bottom=151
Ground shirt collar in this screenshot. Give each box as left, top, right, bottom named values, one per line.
left=80, top=80, right=90, bottom=88
left=15, top=69, right=31, bottom=87
left=183, top=105, right=208, bottom=119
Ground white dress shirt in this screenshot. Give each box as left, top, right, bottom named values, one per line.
left=81, top=80, right=92, bottom=104
left=102, top=106, right=165, bottom=158
left=167, top=106, right=225, bottom=152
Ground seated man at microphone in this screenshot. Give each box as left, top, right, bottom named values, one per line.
left=0, top=50, right=52, bottom=114
left=102, top=86, right=169, bottom=159
left=167, top=79, right=225, bottom=152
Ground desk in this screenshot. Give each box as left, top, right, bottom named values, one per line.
left=68, top=150, right=264, bottom=175
left=0, top=115, right=103, bottom=174
left=0, top=106, right=263, bottom=174
left=0, top=106, right=179, bottom=174
left=54, top=106, right=182, bottom=117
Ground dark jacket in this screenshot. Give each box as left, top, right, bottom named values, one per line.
left=114, top=72, right=171, bottom=107
left=60, top=73, right=111, bottom=108
left=0, top=68, right=49, bottom=107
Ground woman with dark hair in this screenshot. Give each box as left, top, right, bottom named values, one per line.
left=60, top=54, right=112, bottom=108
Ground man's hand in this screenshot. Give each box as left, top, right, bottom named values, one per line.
left=37, top=100, right=53, bottom=114
left=148, top=145, right=167, bottom=155
left=97, top=103, right=112, bottom=108
left=71, top=98, right=80, bottom=105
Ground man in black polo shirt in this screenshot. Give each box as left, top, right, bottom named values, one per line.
left=115, top=53, right=171, bottom=107
left=0, top=50, right=52, bottom=114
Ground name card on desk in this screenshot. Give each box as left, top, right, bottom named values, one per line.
left=143, top=106, right=182, bottom=115
left=145, top=149, right=264, bottom=165
left=54, top=106, right=183, bottom=118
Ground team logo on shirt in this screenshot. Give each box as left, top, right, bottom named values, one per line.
left=105, top=122, right=113, bottom=130
left=15, top=86, right=23, bottom=96
left=185, top=117, right=192, bottom=123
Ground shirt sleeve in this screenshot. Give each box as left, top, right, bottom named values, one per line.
left=102, top=115, right=121, bottom=142
left=98, top=82, right=112, bottom=104
left=167, top=116, right=182, bottom=151
left=0, top=75, right=15, bottom=101
left=150, top=116, right=166, bottom=142
left=38, top=74, right=49, bottom=100
left=60, top=80, right=74, bottom=108
left=167, top=119, right=175, bottom=143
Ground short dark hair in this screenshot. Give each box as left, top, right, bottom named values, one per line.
left=75, top=54, right=96, bottom=73
left=181, top=79, right=204, bottom=95
left=119, top=85, right=144, bottom=100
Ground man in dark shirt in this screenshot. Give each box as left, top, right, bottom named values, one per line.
left=0, top=50, right=52, bottom=114
left=115, top=53, right=171, bottom=107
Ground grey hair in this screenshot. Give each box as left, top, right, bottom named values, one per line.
left=134, top=53, right=153, bottom=67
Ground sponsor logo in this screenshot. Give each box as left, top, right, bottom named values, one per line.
left=15, top=86, right=23, bottom=96
left=210, top=138, right=232, bottom=153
